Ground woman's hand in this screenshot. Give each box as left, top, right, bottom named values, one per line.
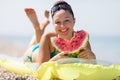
left=77, top=49, right=96, bottom=59
left=49, top=52, right=69, bottom=61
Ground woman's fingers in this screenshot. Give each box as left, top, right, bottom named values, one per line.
left=59, top=52, right=69, bottom=56
left=78, top=50, right=96, bottom=59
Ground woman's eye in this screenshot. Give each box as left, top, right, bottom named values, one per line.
left=66, top=20, right=69, bottom=22
left=65, top=20, right=70, bottom=23
left=55, top=21, right=60, bottom=25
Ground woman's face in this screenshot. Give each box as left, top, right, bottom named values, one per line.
left=52, top=9, right=75, bottom=40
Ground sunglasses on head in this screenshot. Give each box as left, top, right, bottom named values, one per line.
left=51, top=4, right=72, bottom=17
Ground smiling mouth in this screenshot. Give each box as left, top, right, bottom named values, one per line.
left=60, top=28, right=68, bottom=33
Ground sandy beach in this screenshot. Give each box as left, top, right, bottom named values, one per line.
left=0, top=66, right=36, bottom=80
left=0, top=39, right=37, bottom=80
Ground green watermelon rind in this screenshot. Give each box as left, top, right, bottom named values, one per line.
left=68, top=33, right=89, bottom=57
left=68, top=38, right=89, bottom=57
left=50, top=30, right=89, bottom=57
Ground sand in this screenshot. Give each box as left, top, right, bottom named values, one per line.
left=0, top=40, right=37, bottom=80
left=0, top=66, right=36, bottom=80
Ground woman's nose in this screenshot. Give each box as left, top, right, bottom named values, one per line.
left=60, top=22, right=66, bottom=28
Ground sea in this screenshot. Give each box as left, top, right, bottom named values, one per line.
left=0, top=35, right=120, bottom=65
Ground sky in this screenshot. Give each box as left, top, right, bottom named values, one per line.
left=0, top=0, right=120, bottom=37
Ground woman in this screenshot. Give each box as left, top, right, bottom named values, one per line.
left=24, top=0, right=96, bottom=65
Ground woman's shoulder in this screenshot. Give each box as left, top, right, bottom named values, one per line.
left=44, top=31, right=57, bottom=38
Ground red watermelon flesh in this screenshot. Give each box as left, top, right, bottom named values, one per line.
left=51, top=30, right=89, bottom=57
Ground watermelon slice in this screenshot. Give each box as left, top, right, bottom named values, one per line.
left=51, top=30, right=89, bottom=57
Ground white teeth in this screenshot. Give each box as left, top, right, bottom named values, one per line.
left=61, top=29, right=67, bottom=32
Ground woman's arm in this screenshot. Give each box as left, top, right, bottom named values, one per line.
left=36, top=32, right=57, bottom=65
left=49, top=52, right=69, bottom=61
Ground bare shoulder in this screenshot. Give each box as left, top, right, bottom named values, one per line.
left=42, top=31, right=56, bottom=52
left=41, top=31, right=57, bottom=44
left=45, top=31, right=57, bottom=38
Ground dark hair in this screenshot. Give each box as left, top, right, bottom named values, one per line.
left=51, top=0, right=74, bottom=18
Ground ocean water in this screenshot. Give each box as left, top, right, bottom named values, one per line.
left=0, top=35, right=120, bottom=65
left=90, top=36, right=120, bottom=64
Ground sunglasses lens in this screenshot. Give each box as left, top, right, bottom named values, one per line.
left=51, top=6, right=59, bottom=13
left=60, top=5, right=69, bottom=9
left=51, top=6, right=59, bottom=16
left=51, top=4, right=71, bottom=16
